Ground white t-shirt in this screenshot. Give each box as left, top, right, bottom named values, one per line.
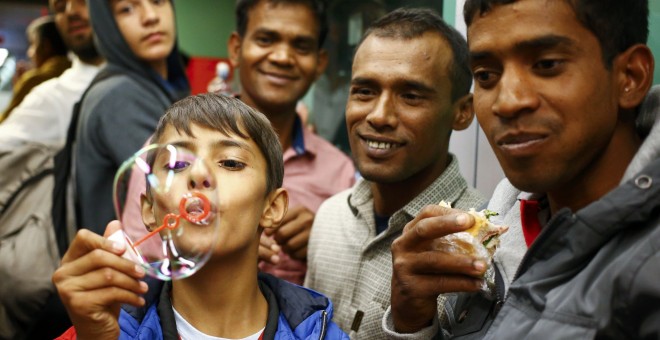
left=173, top=306, right=265, bottom=340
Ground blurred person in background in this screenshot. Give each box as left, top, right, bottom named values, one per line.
left=0, top=1, right=103, bottom=339
left=1, top=15, right=71, bottom=122
left=0, top=0, right=104, bottom=149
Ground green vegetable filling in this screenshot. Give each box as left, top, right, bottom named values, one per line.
left=483, top=235, right=496, bottom=247
left=483, top=209, right=499, bottom=220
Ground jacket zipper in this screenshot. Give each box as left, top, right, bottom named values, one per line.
left=318, top=310, right=328, bottom=339
left=492, top=262, right=506, bottom=314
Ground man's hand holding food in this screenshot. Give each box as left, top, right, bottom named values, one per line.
left=390, top=203, right=507, bottom=333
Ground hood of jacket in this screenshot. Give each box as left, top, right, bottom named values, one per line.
left=622, top=84, right=660, bottom=182
left=88, top=0, right=189, bottom=102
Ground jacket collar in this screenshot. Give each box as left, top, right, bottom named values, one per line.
left=257, top=272, right=332, bottom=330
left=346, top=154, right=469, bottom=235
left=127, top=273, right=333, bottom=339
left=516, top=157, right=660, bottom=281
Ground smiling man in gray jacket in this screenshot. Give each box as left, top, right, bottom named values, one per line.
left=386, top=0, right=660, bottom=338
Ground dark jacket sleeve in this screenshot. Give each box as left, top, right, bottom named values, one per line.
left=87, top=76, right=164, bottom=165
left=75, top=74, right=168, bottom=231
left=623, top=248, right=660, bottom=339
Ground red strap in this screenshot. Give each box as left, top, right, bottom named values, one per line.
left=54, top=326, right=77, bottom=340
left=520, top=199, right=542, bottom=247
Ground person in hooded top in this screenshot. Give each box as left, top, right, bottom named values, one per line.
left=75, top=0, right=190, bottom=234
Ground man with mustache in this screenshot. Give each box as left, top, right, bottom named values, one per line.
left=229, top=0, right=356, bottom=285
left=304, top=8, right=486, bottom=338
left=0, top=0, right=103, bottom=149
left=385, top=0, right=660, bottom=338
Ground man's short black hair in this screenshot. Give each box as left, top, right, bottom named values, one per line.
left=235, top=0, right=329, bottom=48
left=463, top=0, right=649, bottom=68
left=356, top=7, right=472, bottom=102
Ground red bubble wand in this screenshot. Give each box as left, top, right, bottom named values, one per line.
left=132, top=192, right=211, bottom=247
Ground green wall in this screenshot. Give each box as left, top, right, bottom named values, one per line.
left=442, top=0, right=456, bottom=27
left=650, top=1, right=660, bottom=85
left=176, top=0, right=235, bottom=58
left=447, top=1, right=660, bottom=85
left=178, top=1, right=659, bottom=84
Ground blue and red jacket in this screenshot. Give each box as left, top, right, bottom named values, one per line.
left=58, top=273, right=349, bottom=340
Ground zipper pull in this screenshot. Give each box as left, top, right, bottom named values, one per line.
left=349, top=310, right=364, bottom=338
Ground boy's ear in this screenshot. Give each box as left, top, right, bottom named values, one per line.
left=314, top=49, right=328, bottom=81
left=451, top=93, right=475, bottom=131
left=616, top=44, right=654, bottom=110
left=260, top=188, right=288, bottom=230
left=140, top=193, right=158, bottom=231
left=228, top=32, right=242, bottom=69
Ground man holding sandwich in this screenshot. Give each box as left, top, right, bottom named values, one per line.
left=386, top=0, right=660, bottom=338
left=304, top=8, right=486, bottom=339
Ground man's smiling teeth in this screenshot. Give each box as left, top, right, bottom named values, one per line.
left=367, top=140, right=395, bottom=150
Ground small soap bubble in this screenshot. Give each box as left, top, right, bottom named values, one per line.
left=112, top=144, right=221, bottom=280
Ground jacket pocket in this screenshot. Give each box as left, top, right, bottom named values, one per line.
left=488, top=301, right=598, bottom=339
left=528, top=310, right=598, bottom=339
left=450, top=292, right=497, bottom=337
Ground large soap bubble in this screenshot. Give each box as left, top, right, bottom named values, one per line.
left=112, top=144, right=221, bottom=280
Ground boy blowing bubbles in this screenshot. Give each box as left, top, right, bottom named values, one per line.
left=53, top=94, right=348, bottom=339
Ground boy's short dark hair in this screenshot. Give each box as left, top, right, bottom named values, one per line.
left=28, top=15, right=68, bottom=56
left=235, top=0, right=329, bottom=48
left=463, top=0, right=649, bottom=68
left=357, top=7, right=472, bottom=102
left=152, top=94, right=284, bottom=194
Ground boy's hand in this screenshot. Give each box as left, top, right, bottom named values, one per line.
left=265, top=205, right=314, bottom=261
left=390, top=205, right=487, bottom=333
left=52, top=221, right=148, bottom=340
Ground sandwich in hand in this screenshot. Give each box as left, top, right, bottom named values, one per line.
left=432, top=201, right=508, bottom=293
